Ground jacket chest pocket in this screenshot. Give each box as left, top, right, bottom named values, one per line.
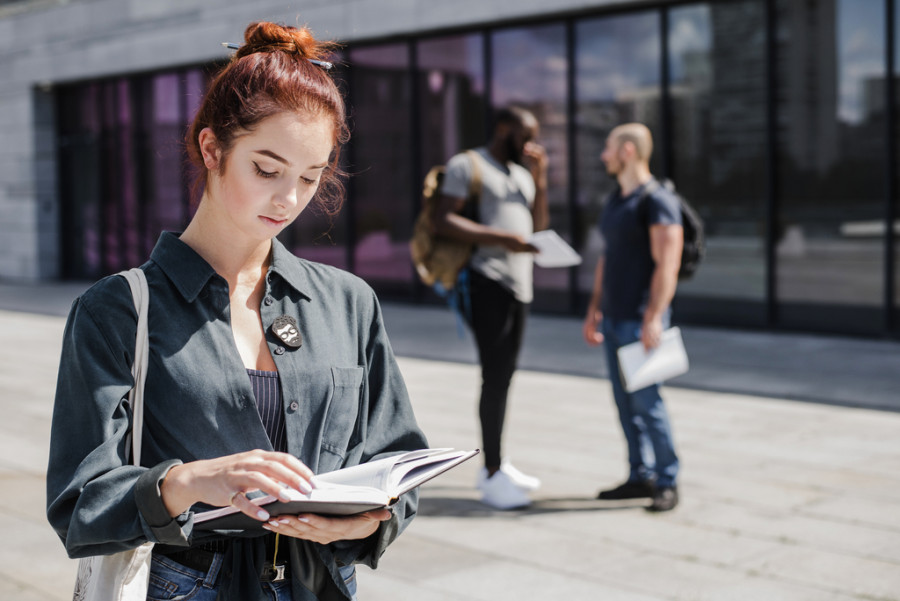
left=320, top=366, right=364, bottom=463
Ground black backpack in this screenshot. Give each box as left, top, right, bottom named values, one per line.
left=641, top=178, right=705, bottom=280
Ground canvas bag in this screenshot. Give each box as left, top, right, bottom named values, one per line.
left=73, top=267, right=153, bottom=601
left=409, top=150, right=483, bottom=292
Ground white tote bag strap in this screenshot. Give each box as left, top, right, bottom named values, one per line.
left=118, top=268, right=149, bottom=468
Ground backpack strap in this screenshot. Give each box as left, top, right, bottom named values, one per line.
left=637, top=177, right=665, bottom=229
left=464, top=149, right=483, bottom=205
left=118, top=267, right=149, bottom=467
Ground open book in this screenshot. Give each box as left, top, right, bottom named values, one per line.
left=194, top=448, right=479, bottom=531
left=616, top=326, right=689, bottom=393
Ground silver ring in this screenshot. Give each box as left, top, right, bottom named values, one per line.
left=229, top=491, right=242, bottom=505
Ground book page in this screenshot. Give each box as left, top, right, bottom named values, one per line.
left=387, top=449, right=480, bottom=496
left=312, top=454, right=398, bottom=490
left=313, top=448, right=456, bottom=491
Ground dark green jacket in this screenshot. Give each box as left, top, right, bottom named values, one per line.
left=47, top=232, right=428, bottom=600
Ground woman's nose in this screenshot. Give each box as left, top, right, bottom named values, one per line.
left=275, top=184, right=298, bottom=209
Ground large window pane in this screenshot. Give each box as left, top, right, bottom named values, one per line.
left=491, top=24, right=569, bottom=311
left=775, top=0, right=886, bottom=333
left=148, top=73, right=188, bottom=243
left=58, top=69, right=200, bottom=279
left=574, top=13, right=661, bottom=302
left=416, top=34, right=486, bottom=174
left=58, top=83, right=102, bottom=278
left=669, top=2, right=768, bottom=325
left=347, top=44, right=414, bottom=288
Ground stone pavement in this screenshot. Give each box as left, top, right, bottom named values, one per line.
left=1, top=281, right=899, bottom=600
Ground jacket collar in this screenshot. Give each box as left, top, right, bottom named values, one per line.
left=150, top=232, right=217, bottom=302
left=150, top=232, right=311, bottom=302
left=268, top=236, right=312, bottom=301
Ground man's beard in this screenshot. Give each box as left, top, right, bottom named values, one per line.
left=506, top=135, right=524, bottom=164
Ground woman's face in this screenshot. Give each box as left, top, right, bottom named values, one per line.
left=201, top=111, right=334, bottom=242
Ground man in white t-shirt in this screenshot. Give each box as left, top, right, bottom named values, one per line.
left=434, top=106, right=549, bottom=509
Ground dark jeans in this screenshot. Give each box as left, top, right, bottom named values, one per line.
left=147, top=552, right=357, bottom=601
left=601, top=317, right=679, bottom=488
left=463, top=269, right=528, bottom=469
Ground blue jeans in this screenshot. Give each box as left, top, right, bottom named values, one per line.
left=147, top=552, right=358, bottom=601
left=602, top=318, right=679, bottom=488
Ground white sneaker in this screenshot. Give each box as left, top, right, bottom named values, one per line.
left=477, top=460, right=541, bottom=492
left=500, top=459, right=541, bottom=491
left=479, top=470, right=531, bottom=510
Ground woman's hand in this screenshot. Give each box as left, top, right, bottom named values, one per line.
left=160, top=450, right=315, bottom=521
left=262, top=509, right=392, bottom=544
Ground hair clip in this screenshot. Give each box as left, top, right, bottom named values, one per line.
left=307, top=59, right=334, bottom=71
left=221, top=42, right=333, bottom=70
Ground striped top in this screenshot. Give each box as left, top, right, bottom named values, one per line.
left=246, top=369, right=288, bottom=453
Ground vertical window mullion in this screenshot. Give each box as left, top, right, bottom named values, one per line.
left=765, top=0, right=779, bottom=328
left=408, top=39, right=423, bottom=299
left=885, top=0, right=897, bottom=334
left=484, top=29, right=493, bottom=132
left=565, top=18, right=579, bottom=313
left=660, top=5, right=672, bottom=181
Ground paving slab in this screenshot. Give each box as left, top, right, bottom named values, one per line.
left=1, top=285, right=899, bottom=600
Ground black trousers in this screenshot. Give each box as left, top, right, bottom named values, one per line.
left=463, top=269, right=528, bottom=469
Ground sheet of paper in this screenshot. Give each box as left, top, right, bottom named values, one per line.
left=529, top=230, right=582, bottom=268
left=616, top=327, right=689, bottom=393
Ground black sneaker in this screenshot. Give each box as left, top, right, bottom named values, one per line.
left=647, top=486, right=679, bottom=512
left=597, top=480, right=656, bottom=500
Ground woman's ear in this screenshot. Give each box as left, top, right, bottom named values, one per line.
left=198, top=127, right=221, bottom=171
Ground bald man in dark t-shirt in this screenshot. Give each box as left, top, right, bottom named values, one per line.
left=583, top=123, right=684, bottom=512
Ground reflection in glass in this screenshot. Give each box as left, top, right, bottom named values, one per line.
left=58, top=84, right=101, bottom=278
left=149, top=73, right=187, bottom=248
left=347, top=44, right=414, bottom=286
left=669, top=2, right=768, bottom=316
left=574, top=13, right=661, bottom=296
left=775, top=0, right=886, bottom=329
left=416, top=34, right=486, bottom=178
left=491, top=24, right=569, bottom=308
left=58, top=69, right=205, bottom=279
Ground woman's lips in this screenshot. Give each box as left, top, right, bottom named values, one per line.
left=260, top=215, right=288, bottom=226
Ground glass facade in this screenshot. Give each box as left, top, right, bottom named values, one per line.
left=667, top=2, right=769, bottom=326
left=54, top=0, right=900, bottom=338
left=415, top=34, right=487, bottom=177
left=346, top=44, right=414, bottom=289
left=491, top=24, right=570, bottom=310
left=57, top=69, right=207, bottom=280
left=775, top=0, right=887, bottom=334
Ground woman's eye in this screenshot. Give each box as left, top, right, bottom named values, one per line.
left=254, top=163, right=277, bottom=179
left=300, top=176, right=318, bottom=185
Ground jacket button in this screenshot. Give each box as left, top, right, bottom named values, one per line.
left=289, top=401, right=299, bottom=411
left=264, top=296, right=274, bottom=306
left=274, top=346, right=285, bottom=355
